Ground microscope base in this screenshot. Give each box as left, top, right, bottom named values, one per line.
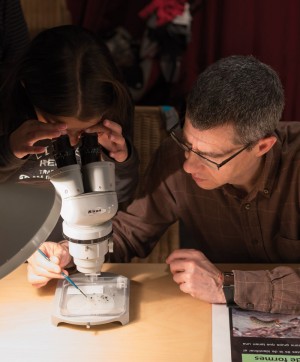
left=51, top=272, right=130, bottom=328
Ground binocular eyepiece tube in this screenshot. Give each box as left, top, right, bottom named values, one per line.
left=51, top=133, right=101, bottom=168
left=49, top=133, right=117, bottom=275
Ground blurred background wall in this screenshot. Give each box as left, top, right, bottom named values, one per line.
left=20, top=0, right=71, bottom=38
left=20, top=0, right=300, bottom=122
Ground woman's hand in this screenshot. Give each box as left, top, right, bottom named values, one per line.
left=27, top=241, right=72, bottom=288
left=9, top=119, right=67, bottom=159
left=85, top=119, right=128, bottom=162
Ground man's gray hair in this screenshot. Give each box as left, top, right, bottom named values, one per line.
left=186, top=55, right=284, bottom=145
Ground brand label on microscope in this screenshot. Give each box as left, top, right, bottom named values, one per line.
left=88, top=208, right=106, bottom=215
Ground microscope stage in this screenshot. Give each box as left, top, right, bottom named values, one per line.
left=51, top=272, right=130, bottom=328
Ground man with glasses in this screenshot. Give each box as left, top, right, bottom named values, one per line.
left=27, top=55, right=300, bottom=314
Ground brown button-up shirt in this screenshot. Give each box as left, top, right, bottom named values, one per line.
left=113, top=122, right=300, bottom=314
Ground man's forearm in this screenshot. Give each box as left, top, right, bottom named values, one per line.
left=233, top=266, right=300, bottom=314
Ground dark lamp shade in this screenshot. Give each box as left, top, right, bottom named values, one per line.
left=0, top=181, right=61, bottom=279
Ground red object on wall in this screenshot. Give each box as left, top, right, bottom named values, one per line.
left=67, top=0, right=300, bottom=122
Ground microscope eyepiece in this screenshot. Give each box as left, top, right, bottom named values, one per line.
left=51, top=134, right=77, bottom=168
left=79, top=133, right=101, bottom=165
left=50, top=131, right=116, bottom=275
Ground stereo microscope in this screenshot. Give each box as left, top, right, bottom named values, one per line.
left=49, top=133, right=129, bottom=327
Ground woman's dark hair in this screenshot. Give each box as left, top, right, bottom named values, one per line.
left=0, top=25, right=133, bottom=137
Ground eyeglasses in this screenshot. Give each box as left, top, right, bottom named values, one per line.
left=169, top=124, right=251, bottom=170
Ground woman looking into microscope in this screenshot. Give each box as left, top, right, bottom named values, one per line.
left=0, top=25, right=139, bottom=247
left=0, top=24, right=138, bottom=197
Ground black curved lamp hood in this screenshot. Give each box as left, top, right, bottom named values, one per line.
left=0, top=181, right=61, bottom=279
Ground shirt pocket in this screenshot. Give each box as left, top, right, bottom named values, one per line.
left=275, top=235, right=300, bottom=263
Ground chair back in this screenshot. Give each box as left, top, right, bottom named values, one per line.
left=132, top=106, right=179, bottom=262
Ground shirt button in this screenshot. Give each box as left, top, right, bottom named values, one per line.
left=252, top=239, right=259, bottom=245
left=245, top=203, right=251, bottom=210
left=263, top=188, right=269, bottom=195
left=246, top=303, right=254, bottom=309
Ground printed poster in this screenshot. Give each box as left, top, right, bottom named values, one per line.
left=212, top=304, right=300, bottom=362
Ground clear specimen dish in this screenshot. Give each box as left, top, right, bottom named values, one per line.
left=59, top=274, right=129, bottom=318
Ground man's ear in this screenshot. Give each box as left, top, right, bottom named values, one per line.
left=255, top=135, right=277, bottom=157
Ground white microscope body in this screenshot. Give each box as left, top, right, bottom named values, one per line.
left=49, top=133, right=117, bottom=275
left=49, top=134, right=129, bottom=327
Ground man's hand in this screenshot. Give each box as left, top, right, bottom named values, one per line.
left=9, top=119, right=67, bottom=159
left=85, top=119, right=128, bottom=162
left=27, top=241, right=72, bottom=288
left=166, top=249, right=226, bottom=304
